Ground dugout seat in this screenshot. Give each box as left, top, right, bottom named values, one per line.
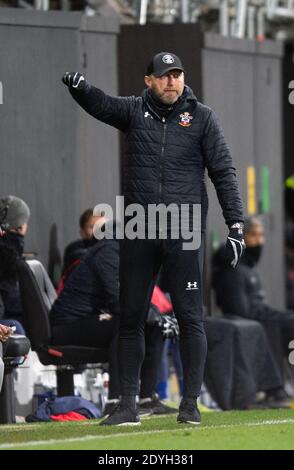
left=0, top=334, right=31, bottom=424
left=17, top=259, right=109, bottom=396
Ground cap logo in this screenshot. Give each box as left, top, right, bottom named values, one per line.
left=162, top=54, right=175, bottom=64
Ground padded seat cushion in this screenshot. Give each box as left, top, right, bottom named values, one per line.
left=3, top=335, right=31, bottom=358
left=38, top=345, right=109, bottom=366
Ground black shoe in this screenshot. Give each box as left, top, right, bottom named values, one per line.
left=177, top=400, right=201, bottom=425
left=266, top=388, right=293, bottom=402
left=100, top=404, right=141, bottom=426
left=138, top=400, right=153, bottom=417
left=102, top=400, right=119, bottom=417
left=139, top=397, right=177, bottom=416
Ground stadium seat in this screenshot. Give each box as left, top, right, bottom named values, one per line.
left=0, top=334, right=31, bottom=424
left=17, top=259, right=109, bottom=396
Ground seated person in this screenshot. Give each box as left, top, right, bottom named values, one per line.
left=0, top=195, right=30, bottom=334
left=57, top=208, right=104, bottom=295
left=213, top=216, right=294, bottom=401
left=154, top=288, right=283, bottom=410
left=50, top=217, right=119, bottom=348
left=62, top=208, right=103, bottom=272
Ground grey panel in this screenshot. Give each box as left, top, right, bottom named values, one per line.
left=202, top=35, right=285, bottom=311
left=119, top=24, right=203, bottom=99
left=0, top=10, right=120, bottom=271
left=202, top=47, right=255, bottom=312
left=78, top=31, right=120, bottom=211
left=204, top=33, right=283, bottom=58
left=0, top=7, right=119, bottom=32
left=254, top=55, right=285, bottom=308
left=283, top=42, right=294, bottom=178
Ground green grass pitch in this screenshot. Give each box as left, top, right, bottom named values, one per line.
left=1, top=409, right=294, bottom=450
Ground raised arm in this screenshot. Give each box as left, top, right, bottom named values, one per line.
left=62, top=72, right=136, bottom=132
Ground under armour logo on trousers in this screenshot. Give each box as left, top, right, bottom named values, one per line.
left=186, top=281, right=199, bottom=290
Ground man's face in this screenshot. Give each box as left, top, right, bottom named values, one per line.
left=245, top=222, right=265, bottom=247
left=80, top=215, right=103, bottom=240
left=10, top=223, right=28, bottom=236
left=144, top=70, right=185, bottom=105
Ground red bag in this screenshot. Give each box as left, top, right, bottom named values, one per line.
left=151, top=286, right=172, bottom=314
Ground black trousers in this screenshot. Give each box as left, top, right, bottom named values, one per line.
left=108, top=322, right=164, bottom=399
left=228, top=308, right=294, bottom=387
left=253, top=308, right=294, bottom=382
left=51, top=315, right=119, bottom=348
left=119, top=237, right=207, bottom=400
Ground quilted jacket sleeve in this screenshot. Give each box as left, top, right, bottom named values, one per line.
left=69, top=82, right=136, bottom=133
left=202, top=109, right=244, bottom=227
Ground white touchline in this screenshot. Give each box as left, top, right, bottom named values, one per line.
left=1, top=419, right=294, bottom=449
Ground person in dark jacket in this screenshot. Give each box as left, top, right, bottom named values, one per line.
left=0, top=196, right=29, bottom=335
left=50, top=218, right=120, bottom=345
left=213, top=216, right=294, bottom=401
left=62, top=52, right=245, bottom=425
left=57, top=208, right=104, bottom=295
left=62, top=208, right=104, bottom=274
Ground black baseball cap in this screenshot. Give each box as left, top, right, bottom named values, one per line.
left=146, top=52, right=185, bottom=77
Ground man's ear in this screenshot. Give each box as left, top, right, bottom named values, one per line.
left=144, top=75, right=152, bottom=88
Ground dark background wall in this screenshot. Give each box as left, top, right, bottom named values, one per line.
left=0, top=8, right=120, bottom=274
left=119, top=23, right=203, bottom=98
left=283, top=41, right=294, bottom=179
left=202, top=34, right=285, bottom=311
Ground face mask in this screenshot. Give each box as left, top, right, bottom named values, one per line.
left=5, top=232, right=25, bottom=256
left=245, top=245, right=263, bottom=265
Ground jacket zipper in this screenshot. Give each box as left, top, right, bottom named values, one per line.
left=159, top=117, right=167, bottom=202
left=145, top=102, right=168, bottom=202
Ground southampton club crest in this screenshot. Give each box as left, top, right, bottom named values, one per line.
left=178, top=112, right=193, bottom=127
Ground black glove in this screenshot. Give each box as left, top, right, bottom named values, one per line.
left=62, top=72, right=86, bottom=90
left=226, top=223, right=246, bottom=269
left=158, top=313, right=179, bottom=341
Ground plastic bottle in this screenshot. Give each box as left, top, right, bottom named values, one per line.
left=92, top=372, right=103, bottom=411
left=101, top=372, right=109, bottom=411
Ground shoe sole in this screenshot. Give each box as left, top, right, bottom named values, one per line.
left=139, top=411, right=153, bottom=417
left=117, top=421, right=141, bottom=426
left=177, top=420, right=201, bottom=425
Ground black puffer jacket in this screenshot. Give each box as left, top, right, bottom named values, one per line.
left=62, top=237, right=97, bottom=274
left=0, top=233, right=24, bottom=322
left=212, top=245, right=284, bottom=321
left=70, top=84, right=244, bottom=229
left=50, top=238, right=120, bottom=326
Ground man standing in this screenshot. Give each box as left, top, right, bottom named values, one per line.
left=62, top=52, right=244, bottom=425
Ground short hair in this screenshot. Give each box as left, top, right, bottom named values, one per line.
left=244, top=216, right=263, bottom=235
left=79, top=208, right=94, bottom=229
